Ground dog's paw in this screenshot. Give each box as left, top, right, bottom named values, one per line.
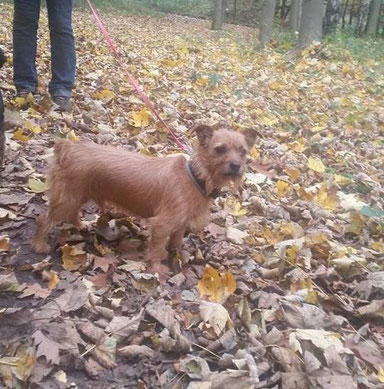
left=32, top=240, right=51, bottom=254
left=147, top=263, right=172, bottom=283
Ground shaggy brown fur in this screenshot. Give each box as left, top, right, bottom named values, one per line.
left=32, top=125, right=256, bottom=278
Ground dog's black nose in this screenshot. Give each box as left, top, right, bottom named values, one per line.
left=230, top=162, right=241, bottom=172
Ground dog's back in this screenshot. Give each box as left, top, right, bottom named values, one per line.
left=48, top=140, right=187, bottom=217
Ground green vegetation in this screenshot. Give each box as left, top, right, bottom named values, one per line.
left=73, top=0, right=213, bottom=18
left=324, top=29, right=384, bottom=64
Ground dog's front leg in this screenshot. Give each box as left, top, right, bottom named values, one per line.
left=168, top=226, right=186, bottom=253
left=146, top=216, right=173, bottom=280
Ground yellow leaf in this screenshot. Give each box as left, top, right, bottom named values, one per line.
left=224, top=199, right=247, bottom=217
left=355, top=70, right=366, bottom=81
left=161, top=58, right=183, bottom=67
left=313, top=183, right=338, bottom=211
left=195, top=76, right=209, bottom=87
left=93, top=89, right=115, bottom=101
left=348, top=211, right=365, bottom=235
left=290, top=278, right=312, bottom=292
left=25, top=177, right=49, bottom=193
left=15, top=348, right=36, bottom=381
left=289, top=137, right=307, bottom=153
left=279, top=222, right=304, bottom=239
left=0, top=235, right=10, bottom=252
left=61, top=243, right=89, bottom=271
left=24, top=121, right=42, bottom=134
left=286, top=245, right=299, bottom=265
left=334, top=174, right=352, bottom=186
left=377, top=367, right=384, bottom=383
left=249, top=147, right=260, bottom=159
left=310, top=125, right=326, bottom=133
left=13, top=129, right=30, bottom=142
left=197, top=265, right=236, bottom=303
left=298, top=186, right=315, bottom=201
left=269, top=81, right=283, bottom=90
left=277, top=180, right=290, bottom=198
left=307, top=156, right=325, bottom=173
left=48, top=272, right=60, bottom=290
left=285, top=167, right=300, bottom=182
left=342, top=63, right=351, bottom=74
left=371, top=241, right=384, bottom=254
left=14, top=93, right=34, bottom=107
left=66, top=129, right=79, bottom=142
left=306, top=290, right=318, bottom=304
left=259, top=114, right=278, bottom=126
left=94, top=237, right=111, bottom=256
left=221, top=272, right=237, bottom=296
left=131, top=108, right=150, bottom=127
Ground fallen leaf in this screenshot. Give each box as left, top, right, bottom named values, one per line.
left=25, top=177, right=49, bottom=193
left=118, top=345, right=154, bottom=358
left=200, top=301, right=231, bottom=336
left=18, top=283, right=51, bottom=299
left=131, top=108, right=150, bottom=127
left=61, top=243, right=90, bottom=271
left=197, top=265, right=236, bottom=303
left=0, top=235, right=10, bottom=252
left=277, top=180, right=290, bottom=197
left=307, top=156, right=325, bottom=173
left=179, top=355, right=211, bottom=380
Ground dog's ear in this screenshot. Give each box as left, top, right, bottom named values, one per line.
left=243, top=129, right=257, bottom=149
left=194, top=125, right=214, bottom=147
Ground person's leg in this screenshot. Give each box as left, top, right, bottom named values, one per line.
left=13, top=0, right=41, bottom=94
left=46, top=0, right=76, bottom=99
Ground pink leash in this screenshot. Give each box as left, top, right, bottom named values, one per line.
left=85, top=0, right=190, bottom=153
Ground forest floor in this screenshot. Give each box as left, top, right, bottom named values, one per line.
left=0, top=3, right=383, bottom=389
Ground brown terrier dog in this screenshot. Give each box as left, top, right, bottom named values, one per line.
left=32, top=125, right=256, bottom=278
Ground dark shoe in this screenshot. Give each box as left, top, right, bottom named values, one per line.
left=16, top=88, right=34, bottom=97
left=51, top=96, right=71, bottom=113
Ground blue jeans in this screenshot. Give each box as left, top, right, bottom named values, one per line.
left=13, top=0, right=76, bottom=97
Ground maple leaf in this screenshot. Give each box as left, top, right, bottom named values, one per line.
left=197, top=265, right=236, bottom=303
left=130, top=108, right=150, bottom=127
left=32, top=330, right=61, bottom=365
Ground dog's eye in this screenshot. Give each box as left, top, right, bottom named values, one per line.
left=215, top=145, right=227, bottom=154
left=239, top=147, right=246, bottom=157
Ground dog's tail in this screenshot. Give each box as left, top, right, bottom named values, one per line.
left=53, top=140, right=75, bottom=168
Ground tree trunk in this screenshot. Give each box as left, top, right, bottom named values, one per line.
left=324, top=0, right=342, bottom=35
left=299, top=0, right=324, bottom=46
left=280, top=0, right=287, bottom=19
left=366, top=0, right=382, bottom=34
left=258, top=0, right=277, bottom=46
left=288, top=0, right=302, bottom=32
left=212, top=0, right=225, bottom=30
left=342, top=0, right=349, bottom=29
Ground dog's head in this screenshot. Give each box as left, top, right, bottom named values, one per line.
left=194, top=124, right=256, bottom=188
